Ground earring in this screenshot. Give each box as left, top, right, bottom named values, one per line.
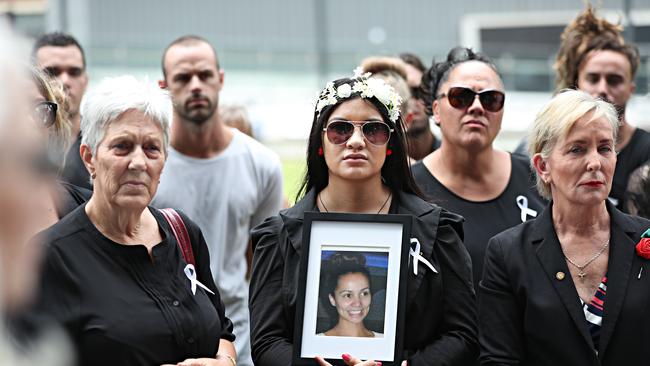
left=386, top=149, right=393, bottom=156
left=91, top=172, right=97, bottom=179
left=318, top=147, right=324, bottom=156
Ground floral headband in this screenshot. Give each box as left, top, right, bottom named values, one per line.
left=315, top=67, right=403, bottom=123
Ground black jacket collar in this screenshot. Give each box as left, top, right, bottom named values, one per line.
left=280, top=189, right=436, bottom=254
left=531, top=199, right=645, bottom=357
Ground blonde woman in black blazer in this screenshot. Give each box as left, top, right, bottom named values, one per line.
left=479, top=90, right=650, bottom=365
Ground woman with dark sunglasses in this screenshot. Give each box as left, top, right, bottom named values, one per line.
left=249, top=70, right=478, bottom=366
left=23, top=66, right=91, bottom=232
left=411, top=47, right=546, bottom=291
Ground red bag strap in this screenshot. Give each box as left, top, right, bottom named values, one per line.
left=160, top=208, right=196, bottom=267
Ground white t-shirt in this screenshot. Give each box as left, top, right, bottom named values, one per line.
left=152, top=128, right=283, bottom=366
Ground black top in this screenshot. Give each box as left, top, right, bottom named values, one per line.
left=56, top=181, right=91, bottom=218
left=611, top=127, right=650, bottom=211
left=249, top=190, right=478, bottom=366
left=60, top=133, right=92, bottom=190
left=34, top=204, right=235, bottom=366
left=412, top=153, right=546, bottom=290
left=479, top=201, right=650, bottom=365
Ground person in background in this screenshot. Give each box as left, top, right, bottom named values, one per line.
left=399, top=52, right=439, bottom=160
left=480, top=89, right=650, bottom=365
left=624, top=161, right=650, bottom=219
left=34, top=76, right=236, bottom=366
left=33, top=32, right=91, bottom=189
left=155, top=35, right=284, bottom=366
left=221, top=104, right=254, bottom=138
left=250, top=70, right=477, bottom=366
left=514, top=6, right=649, bottom=212
left=412, top=47, right=545, bottom=291
left=360, top=56, right=411, bottom=123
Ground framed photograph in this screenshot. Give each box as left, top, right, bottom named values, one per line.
left=293, top=212, right=411, bottom=365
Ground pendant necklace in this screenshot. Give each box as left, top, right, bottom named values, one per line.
left=563, top=238, right=610, bottom=280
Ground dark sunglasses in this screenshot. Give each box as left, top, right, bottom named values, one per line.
left=438, top=87, right=505, bottom=112
left=323, top=120, right=394, bottom=146
left=33, top=101, right=58, bottom=128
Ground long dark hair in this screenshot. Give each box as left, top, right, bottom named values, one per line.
left=296, top=76, right=422, bottom=201
left=418, top=47, right=500, bottom=116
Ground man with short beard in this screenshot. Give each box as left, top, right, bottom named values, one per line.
left=515, top=7, right=650, bottom=211
left=154, top=35, right=283, bottom=366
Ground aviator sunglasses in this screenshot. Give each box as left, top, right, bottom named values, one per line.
left=33, top=101, right=58, bottom=128
left=323, top=120, right=394, bottom=145
left=437, top=86, right=505, bottom=112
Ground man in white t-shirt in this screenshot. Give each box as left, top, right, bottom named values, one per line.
left=155, top=35, right=283, bottom=366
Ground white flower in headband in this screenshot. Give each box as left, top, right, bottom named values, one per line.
left=336, top=84, right=352, bottom=98
left=315, top=69, right=403, bottom=122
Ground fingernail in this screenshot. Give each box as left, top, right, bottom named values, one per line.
left=376, top=362, right=382, bottom=366
left=342, top=354, right=351, bottom=361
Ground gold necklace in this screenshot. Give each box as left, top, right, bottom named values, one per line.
left=563, top=239, right=610, bottom=280
left=318, top=191, right=392, bottom=214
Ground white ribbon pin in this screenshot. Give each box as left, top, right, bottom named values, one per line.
left=184, top=264, right=215, bottom=296
left=410, top=238, right=438, bottom=275
left=516, top=195, right=538, bottom=223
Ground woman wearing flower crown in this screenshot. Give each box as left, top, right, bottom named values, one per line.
left=249, top=70, right=478, bottom=366
left=479, top=90, right=650, bottom=365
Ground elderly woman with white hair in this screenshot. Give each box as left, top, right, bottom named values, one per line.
left=33, top=76, right=237, bottom=366
left=478, top=89, right=650, bottom=365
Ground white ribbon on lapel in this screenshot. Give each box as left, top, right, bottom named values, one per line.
left=516, top=195, right=538, bottom=223
left=184, top=264, right=215, bottom=296
left=409, top=238, right=438, bottom=275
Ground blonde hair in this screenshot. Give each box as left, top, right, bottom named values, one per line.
left=528, top=89, right=618, bottom=199
left=30, top=66, right=73, bottom=170
left=220, top=104, right=253, bottom=137
left=360, top=57, right=411, bottom=118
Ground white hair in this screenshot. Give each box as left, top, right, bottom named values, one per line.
left=80, top=75, right=172, bottom=154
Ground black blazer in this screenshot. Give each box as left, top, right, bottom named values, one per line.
left=479, top=201, right=650, bottom=365
left=249, top=189, right=478, bottom=366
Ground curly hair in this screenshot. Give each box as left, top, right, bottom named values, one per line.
left=554, top=5, right=640, bottom=91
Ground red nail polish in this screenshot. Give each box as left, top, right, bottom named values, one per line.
left=342, top=354, right=351, bottom=361
left=376, top=362, right=382, bottom=366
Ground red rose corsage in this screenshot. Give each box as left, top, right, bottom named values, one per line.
left=635, top=228, right=650, bottom=260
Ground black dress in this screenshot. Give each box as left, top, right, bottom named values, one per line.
left=34, top=204, right=235, bottom=366
left=412, top=154, right=546, bottom=290
left=249, top=190, right=478, bottom=366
